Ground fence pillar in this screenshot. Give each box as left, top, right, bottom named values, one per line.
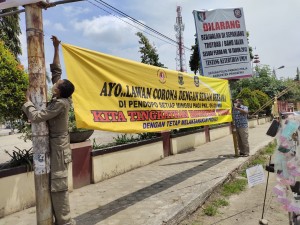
left=204, top=126, right=210, bottom=143
left=161, top=131, right=171, bottom=157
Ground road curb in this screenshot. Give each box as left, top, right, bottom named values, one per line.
left=164, top=138, right=275, bottom=225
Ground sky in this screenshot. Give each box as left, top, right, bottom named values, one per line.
left=16, top=0, right=300, bottom=80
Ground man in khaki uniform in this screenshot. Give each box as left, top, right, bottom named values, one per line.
left=23, top=36, right=75, bottom=225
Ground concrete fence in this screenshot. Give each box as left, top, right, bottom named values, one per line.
left=0, top=117, right=271, bottom=217
left=171, top=131, right=206, bottom=155
left=92, top=139, right=164, bottom=183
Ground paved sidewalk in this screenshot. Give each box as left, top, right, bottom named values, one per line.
left=0, top=123, right=273, bottom=225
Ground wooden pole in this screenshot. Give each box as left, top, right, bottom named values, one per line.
left=231, top=122, right=239, bottom=157
left=204, top=125, right=210, bottom=142
left=25, top=4, right=53, bottom=225
left=161, top=130, right=171, bottom=157
left=228, top=82, right=239, bottom=157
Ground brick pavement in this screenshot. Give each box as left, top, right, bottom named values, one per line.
left=0, top=122, right=273, bottom=225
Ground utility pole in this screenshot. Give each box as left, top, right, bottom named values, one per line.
left=0, top=1, right=84, bottom=224
left=25, top=4, right=52, bottom=225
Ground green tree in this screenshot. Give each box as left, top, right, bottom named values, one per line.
left=253, top=90, right=269, bottom=107
left=0, top=41, right=28, bottom=126
left=283, top=78, right=300, bottom=102
left=246, top=32, right=254, bottom=60
left=255, top=65, right=272, bottom=78
left=231, top=65, right=286, bottom=99
left=295, top=67, right=300, bottom=81
left=230, top=65, right=300, bottom=115
left=236, top=88, right=260, bottom=113
left=136, top=32, right=165, bottom=67
left=189, top=37, right=200, bottom=75
left=253, top=90, right=270, bottom=115
left=0, top=7, right=22, bottom=59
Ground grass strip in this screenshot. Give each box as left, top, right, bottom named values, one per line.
left=203, top=140, right=276, bottom=216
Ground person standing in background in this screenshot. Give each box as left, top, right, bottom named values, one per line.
left=233, top=99, right=250, bottom=157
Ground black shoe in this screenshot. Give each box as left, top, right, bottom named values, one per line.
left=239, top=153, right=249, bottom=157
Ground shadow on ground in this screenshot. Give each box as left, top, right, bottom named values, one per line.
left=75, top=157, right=227, bottom=225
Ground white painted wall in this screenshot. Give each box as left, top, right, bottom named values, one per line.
left=210, top=126, right=231, bottom=141
left=171, top=132, right=206, bottom=155
left=0, top=172, right=35, bottom=217
left=92, top=142, right=164, bottom=183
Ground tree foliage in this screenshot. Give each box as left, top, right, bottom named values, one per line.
left=236, top=88, right=260, bottom=113
left=253, top=90, right=271, bottom=115
left=189, top=37, right=200, bottom=75
left=229, top=65, right=300, bottom=115
left=0, top=41, right=28, bottom=124
left=136, top=32, right=165, bottom=67
left=246, top=32, right=253, bottom=60
left=230, top=65, right=286, bottom=100
left=295, top=67, right=300, bottom=81
left=283, top=78, right=300, bottom=102
left=0, top=7, right=22, bottom=59
left=253, top=90, right=270, bottom=108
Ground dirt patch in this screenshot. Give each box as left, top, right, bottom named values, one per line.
left=180, top=162, right=290, bottom=224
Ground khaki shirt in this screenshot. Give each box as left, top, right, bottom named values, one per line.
left=22, top=63, right=71, bottom=139
left=22, top=63, right=72, bottom=192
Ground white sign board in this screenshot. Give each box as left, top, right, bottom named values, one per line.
left=0, top=0, right=49, bottom=10
left=193, top=8, right=252, bottom=79
left=246, top=165, right=265, bottom=188
left=33, top=153, right=47, bottom=175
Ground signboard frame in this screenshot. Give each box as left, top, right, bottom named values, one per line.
left=193, top=8, right=252, bottom=79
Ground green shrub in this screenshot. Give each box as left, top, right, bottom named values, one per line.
left=137, top=132, right=157, bottom=140
left=1, top=147, right=33, bottom=170
left=19, top=121, right=32, bottom=142
left=212, top=198, right=229, bottom=207
left=92, top=132, right=158, bottom=150
left=221, top=179, right=247, bottom=197
left=237, top=88, right=260, bottom=113
left=203, top=205, right=218, bottom=216
left=0, top=41, right=28, bottom=127
left=113, top=134, right=137, bottom=145
left=92, top=138, right=116, bottom=150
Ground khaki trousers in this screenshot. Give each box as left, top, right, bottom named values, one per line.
left=236, top=127, right=250, bottom=154
left=50, top=136, right=73, bottom=225
left=51, top=191, right=72, bottom=225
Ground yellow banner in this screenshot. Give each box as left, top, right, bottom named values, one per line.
left=62, top=43, right=232, bottom=133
